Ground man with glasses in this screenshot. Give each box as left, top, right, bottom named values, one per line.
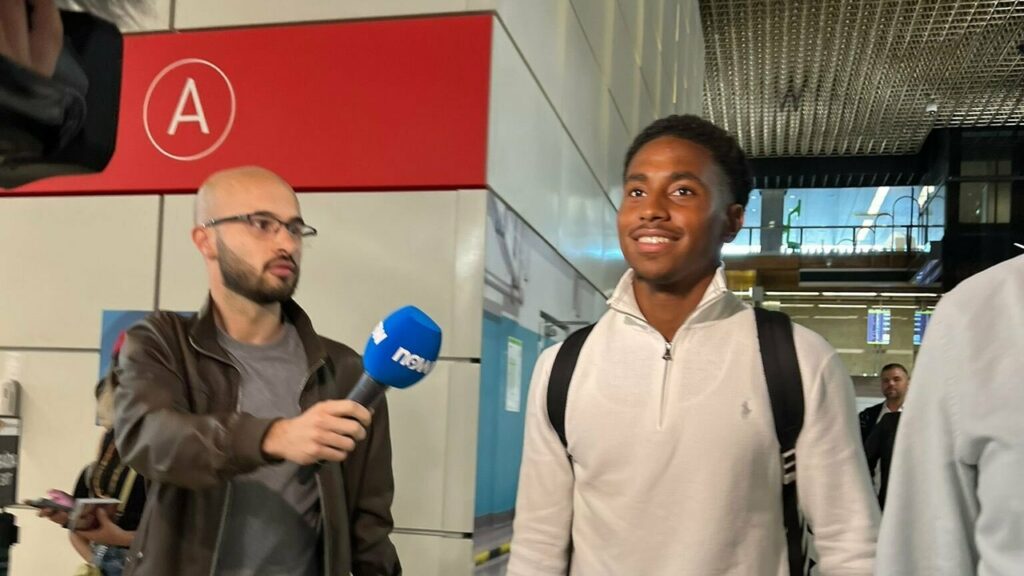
left=113, top=166, right=401, bottom=576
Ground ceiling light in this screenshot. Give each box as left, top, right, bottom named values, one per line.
left=821, top=291, right=878, bottom=297
left=813, top=315, right=860, bottom=320
left=766, top=291, right=821, bottom=296
left=879, top=292, right=939, bottom=297
left=779, top=303, right=814, bottom=308
left=819, top=304, right=867, bottom=309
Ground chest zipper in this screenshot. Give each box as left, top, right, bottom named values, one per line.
left=659, top=341, right=674, bottom=429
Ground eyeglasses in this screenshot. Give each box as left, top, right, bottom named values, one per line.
left=203, top=212, right=318, bottom=239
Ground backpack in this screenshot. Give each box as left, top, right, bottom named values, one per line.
left=546, top=307, right=813, bottom=576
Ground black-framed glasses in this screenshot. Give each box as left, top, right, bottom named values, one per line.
left=203, top=212, right=318, bottom=239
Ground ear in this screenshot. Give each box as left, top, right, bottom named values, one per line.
left=192, top=226, right=216, bottom=259
left=722, top=204, right=745, bottom=243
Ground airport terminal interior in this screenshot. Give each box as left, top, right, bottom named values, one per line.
left=0, top=1, right=1022, bottom=575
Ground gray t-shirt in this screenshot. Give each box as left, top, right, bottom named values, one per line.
left=215, top=323, right=320, bottom=576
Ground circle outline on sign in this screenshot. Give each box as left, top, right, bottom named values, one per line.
left=143, top=58, right=237, bottom=162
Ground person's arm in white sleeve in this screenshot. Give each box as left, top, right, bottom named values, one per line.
left=507, top=346, right=574, bottom=576
left=875, top=308, right=979, bottom=576
left=795, top=342, right=880, bottom=575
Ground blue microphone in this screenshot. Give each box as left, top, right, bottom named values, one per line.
left=299, top=306, right=442, bottom=482
left=346, top=305, right=443, bottom=408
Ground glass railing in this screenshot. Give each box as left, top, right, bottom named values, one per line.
left=725, top=224, right=945, bottom=256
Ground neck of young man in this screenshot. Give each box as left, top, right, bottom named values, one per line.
left=211, top=286, right=286, bottom=345
left=633, top=264, right=719, bottom=342
left=885, top=398, right=903, bottom=412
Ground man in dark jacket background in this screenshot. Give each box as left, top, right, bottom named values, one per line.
left=114, top=166, right=401, bottom=576
left=858, top=363, right=910, bottom=505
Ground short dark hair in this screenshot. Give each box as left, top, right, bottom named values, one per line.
left=881, top=363, right=909, bottom=377
left=623, top=114, right=753, bottom=207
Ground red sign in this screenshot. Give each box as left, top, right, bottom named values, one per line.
left=12, top=15, right=492, bottom=195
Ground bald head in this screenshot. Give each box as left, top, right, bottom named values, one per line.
left=194, top=166, right=297, bottom=225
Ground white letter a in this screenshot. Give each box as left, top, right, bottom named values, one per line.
left=167, top=77, right=210, bottom=135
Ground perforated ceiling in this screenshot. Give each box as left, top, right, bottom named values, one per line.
left=701, top=0, right=1024, bottom=157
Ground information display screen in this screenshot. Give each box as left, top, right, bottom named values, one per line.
left=913, top=310, right=933, bottom=346
left=867, top=308, right=892, bottom=345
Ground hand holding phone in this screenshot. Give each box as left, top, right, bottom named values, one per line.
left=25, top=491, right=74, bottom=527
left=24, top=497, right=72, bottom=512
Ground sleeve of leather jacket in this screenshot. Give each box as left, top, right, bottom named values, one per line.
left=347, top=394, right=402, bottom=575
left=113, top=316, right=276, bottom=490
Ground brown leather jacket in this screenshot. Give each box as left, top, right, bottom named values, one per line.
left=113, top=298, right=401, bottom=576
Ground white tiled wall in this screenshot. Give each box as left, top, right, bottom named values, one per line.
left=0, top=195, right=160, bottom=348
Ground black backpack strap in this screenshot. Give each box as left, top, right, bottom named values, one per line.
left=754, top=307, right=808, bottom=576
left=547, top=325, right=595, bottom=450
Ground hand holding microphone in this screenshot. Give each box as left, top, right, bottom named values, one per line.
left=263, top=306, right=442, bottom=467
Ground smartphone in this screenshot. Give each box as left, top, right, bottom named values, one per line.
left=23, top=497, right=73, bottom=513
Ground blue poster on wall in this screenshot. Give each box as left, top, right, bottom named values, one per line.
left=99, top=310, right=194, bottom=378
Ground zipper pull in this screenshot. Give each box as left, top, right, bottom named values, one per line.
left=663, top=341, right=673, bottom=361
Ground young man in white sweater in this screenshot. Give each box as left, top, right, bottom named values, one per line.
left=508, top=115, right=880, bottom=576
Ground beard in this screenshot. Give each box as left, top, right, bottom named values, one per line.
left=216, top=237, right=300, bottom=304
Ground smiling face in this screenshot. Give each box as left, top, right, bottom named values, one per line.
left=617, top=136, right=744, bottom=292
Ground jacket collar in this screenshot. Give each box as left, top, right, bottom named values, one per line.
left=606, top=265, right=745, bottom=331
left=190, top=295, right=329, bottom=370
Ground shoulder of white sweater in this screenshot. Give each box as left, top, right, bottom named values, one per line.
left=786, top=322, right=846, bottom=386
left=788, top=321, right=840, bottom=363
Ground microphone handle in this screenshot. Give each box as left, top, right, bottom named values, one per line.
left=299, top=373, right=388, bottom=483
left=346, top=372, right=389, bottom=408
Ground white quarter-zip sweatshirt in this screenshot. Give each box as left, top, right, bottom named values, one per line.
left=508, top=268, right=880, bottom=576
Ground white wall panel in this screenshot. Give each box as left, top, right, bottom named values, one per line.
left=392, top=532, right=474, bottom=576
left=609, top=12, right=640, bottom=135
left=660, top=2, right=680, bottom=117
left=0, top=195, right=159, bottom=348
left=389, top=361, right=450, bottom=531
left=563, top=16, right=609, bottom=185
left=602, top=205, right=626, bottom=293
left=571, top=0, right=614, bottom=84
left=174, top=0, right=467, bottom=29
left=558, top=133, right=608, bottom=285
left=5, top=351, right=106, bottom=576
left=640, top=0, right=662, bottom=102
left=487, top=25, right=564, bottom=242
left=448, top=192, right=488, bottom=363
left=605, top=111, right=630, bottom=204
left=474, top=0, right=571, bottom=121
left=390, top=361, right=479, bottom=532
left=157, top=194, right=208, bottom=312
left=617, top=0, right=643, bottom=55
left=441, top=363, right=480, bottom=532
